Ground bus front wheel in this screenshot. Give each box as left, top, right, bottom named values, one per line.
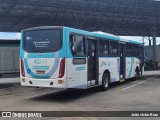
left=101, top=73, right=110, bottom=91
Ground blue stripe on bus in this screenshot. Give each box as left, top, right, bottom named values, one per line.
left=28, top=53, right=55, bottom=58
left=65, top=27, right=120, bottom=41
left=129, top=40, right=143, bottom=45
left=24, top=58, right=50, bottom=78
left=76, top=66, right=85, bottom=71
left=32, top=66, right=49, bottom=70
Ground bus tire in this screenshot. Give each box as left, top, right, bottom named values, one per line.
left=132, top=77, right=136, bottom=81
left=101, top=72, right=110, bottom=91
left=133, top=67, right=139, bottom=81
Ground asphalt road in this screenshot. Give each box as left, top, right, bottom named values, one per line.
left=0, top=76, right=160, bottom=120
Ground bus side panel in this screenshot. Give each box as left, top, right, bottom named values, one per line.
left=125, top=57, right=140, bottom=79
left=65, top=28, right=88, bottom=89
left=99, top=57, right=120, bottom=84
left=66, top=58, right=88, bottom=89
left=57, top=27, right=68, bottom=88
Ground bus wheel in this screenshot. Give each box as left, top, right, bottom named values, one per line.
left=101, top=73, right=110, bottom=91
left=133, top=67, right=140, bottom=81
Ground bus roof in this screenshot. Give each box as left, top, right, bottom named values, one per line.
left=64, top=26, right=119, bottom=41
left=22, top=26, right=143, bottom=45
left=119, top=38, right=143, bottom=45
left=64, top=26, right=143, bottom=45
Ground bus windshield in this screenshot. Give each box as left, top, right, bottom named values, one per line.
left=23, top=29, right=61, bottom=52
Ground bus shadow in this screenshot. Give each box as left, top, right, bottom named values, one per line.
left=29, top=77, right=145, bottom=103
left=30, top=88, right=100, bottom=103
left=0, top=83, right=19, bottom=89
left=107, top=77, right=143, bottom=90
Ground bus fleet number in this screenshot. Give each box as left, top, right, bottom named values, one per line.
left=34, top=59, right=47, bottom=64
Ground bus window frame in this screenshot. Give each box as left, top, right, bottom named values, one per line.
left=132, top=44, right=139, bottom=58
left=22, top=27, right=63, bottom=53
left=109, top=40, right=119, bottom=57
left=126, top=43, right=133, bottom=57
left=69, top=33, right=87, bottom=57
left=70, top=32, right=123, bottom=58
left=126, top=43, right=143, bottom=59
left=99, top=39, right=110, bottom=57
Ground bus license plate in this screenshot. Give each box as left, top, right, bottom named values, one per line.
left=36, top=70, right=45, bottom=74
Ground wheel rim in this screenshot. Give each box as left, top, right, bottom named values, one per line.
left=104, top=75, right=108, bottom=88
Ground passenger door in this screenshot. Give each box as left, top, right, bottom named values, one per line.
left=119, top=43, right=126, bottom=79
left=68, top=34, right=88, bottom=89
left=87, top=38, right=98, bottom=87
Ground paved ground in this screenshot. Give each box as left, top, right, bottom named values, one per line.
left=0, top=77, right=19, bottom=84
left=0, top=75, right=160, bottom=120
left=143, top=70, right=160, bottom=76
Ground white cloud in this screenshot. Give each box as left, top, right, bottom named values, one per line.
left=0, top=32, right=20, bottom=39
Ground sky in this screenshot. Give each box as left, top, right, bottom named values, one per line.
left=0, top=32, right=160, bottom=46
left=0, top=32, right=20, bottom=39
left=120, top=36, right=160, bottom=46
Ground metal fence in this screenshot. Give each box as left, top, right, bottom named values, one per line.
left=0, top=46, right=19, bottom=74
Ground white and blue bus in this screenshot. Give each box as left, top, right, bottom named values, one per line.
left=20, top=26, right=144, bottom=90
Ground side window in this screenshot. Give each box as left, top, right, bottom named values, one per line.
left=103, top=41, right=109, bottom=56
left=99, top=40, right=103, bottom=56
left=70, top=34, right=85, bottom=56
left=126, top=44, right=133, bottom=56
left=139, top=46, right=143, bottom=58
left=110, top=41, right=118, bottom=56
left=99, top=40, right=109, bottom=56
left=132, top=45, right=139, bottom=57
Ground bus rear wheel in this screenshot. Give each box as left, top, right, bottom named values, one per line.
left=133, top=67, right=140, bottom=81
left=101, top=73, right=110, bottom=91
